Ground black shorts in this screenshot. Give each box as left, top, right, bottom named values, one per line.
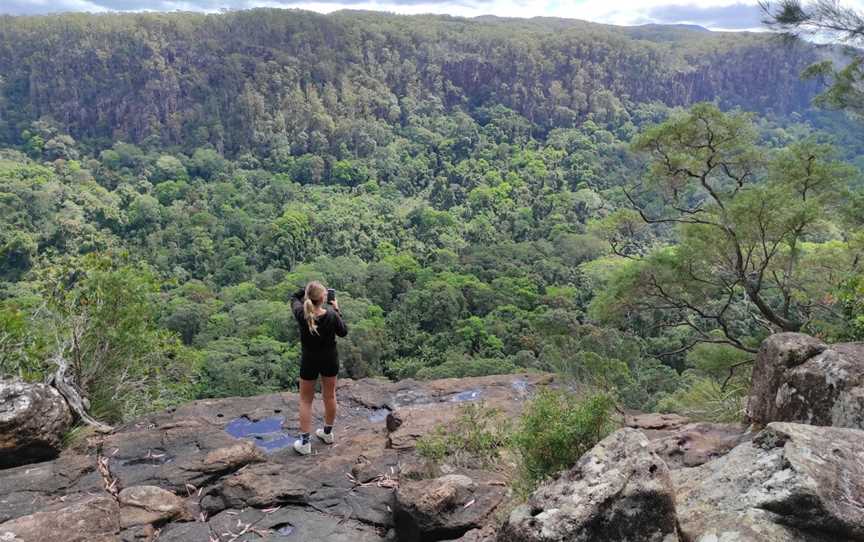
left=299, top=351, right=339, bottom=381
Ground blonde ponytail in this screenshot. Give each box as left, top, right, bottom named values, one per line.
left=303, top=281, right=326, bottom=335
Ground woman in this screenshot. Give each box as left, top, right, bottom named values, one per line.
left=290, top=281, right=348, bottom=455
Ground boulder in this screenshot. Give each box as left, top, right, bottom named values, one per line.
left=649, top=422, right=750, bottom=469
left=498, top=428, right=679, bottom=542
left=747, top=333, right=864, bottom=429
left=0, top=379, right=73, bottom=468
left=0, top=493, right=119, bottom=542
left=118, top=485, right=190, bottom=528
left=395, top=474, right=506, bottom=542
left=673, top=422, right=864, bottom=541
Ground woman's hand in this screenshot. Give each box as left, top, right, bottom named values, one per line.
left=331, top=299, right=340, bottom=312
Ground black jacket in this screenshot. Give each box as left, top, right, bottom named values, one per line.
left=291, top=289, right=348, bottom=357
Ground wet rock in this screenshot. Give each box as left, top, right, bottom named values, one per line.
left=396, top=473, right=506, bottom=542
left=673, top=422, right=864, bottom=541
left=118, top=485, right=190, bottom=528
left=498, top=428, right=679, bottom=542
left=0, top=379, right=73, bottom=468
left=747, top=333, right=864, bottom=429
left=0, top=493, right=119, bottom=542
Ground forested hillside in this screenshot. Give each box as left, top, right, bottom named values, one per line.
left=0, top=9, right=831, bottom=153
left=0, top=9, right=862, bottom=424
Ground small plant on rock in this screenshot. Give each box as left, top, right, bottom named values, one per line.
left=510, top=389, right=617, bottom=491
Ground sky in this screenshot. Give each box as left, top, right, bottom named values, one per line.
left=1, top=0, right=863, bottom=32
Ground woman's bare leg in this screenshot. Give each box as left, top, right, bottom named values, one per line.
left=321, top=375, right=337, bottom=427
left=299, top=378, right=316, bottom=433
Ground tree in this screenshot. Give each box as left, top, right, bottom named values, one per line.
left=761, top=1, right=864, bottom=118
left=33, top=254, right=197, bottom=423
left=610, top=104, right=858, bottom=352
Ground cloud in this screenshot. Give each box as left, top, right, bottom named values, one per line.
left=1, top=0, right=861, bottom=33
left=643, top=3, right=764, bottom=29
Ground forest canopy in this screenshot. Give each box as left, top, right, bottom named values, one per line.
left=0, top=9, right=862, bottom=424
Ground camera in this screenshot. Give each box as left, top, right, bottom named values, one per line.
left=327, top=288, right=336, bottom=303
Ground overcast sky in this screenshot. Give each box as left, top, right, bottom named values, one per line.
left=2, top=0, right=863, bottom=32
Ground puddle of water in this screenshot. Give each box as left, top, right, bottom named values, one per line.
left=369, top=408, right=390, bottom=422
left=392, top=389, right=430, bottom=407
left=449, top=389, right=482, bottom=402
left=224, top=416, right=294, bottom=452
left=274, top=523, right=294, bottom=536
left=511, top=379, right=528, bottom=393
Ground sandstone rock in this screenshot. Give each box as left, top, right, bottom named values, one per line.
left=626, top=412, right=690, bottom=432
left=199, top=440, right=265, bottom=473
left=649, top=422, right=750, bottom=469
left=0, top=493, right=119, bottom=542
left=385, top=410, right=403, bottom=432
left=0, top=379, right=73, bottom=468
left=207, top=461, right=310, bottom=511
left=396, top=474, right=506, bottom=542
left=118, top=485, right=190, bottom=528
left=387, top=403, right=465, bottom=450
left=673, top=422, right=864, bottom=541
left=747, top=333, right=864, bottom=429
left=0, top=374, right=554, bottom=542
left=455, top=525, right=498, bottom=541
left=0, top=454, right=99, bottom=523
left=498, top=428, right=679, bottom=542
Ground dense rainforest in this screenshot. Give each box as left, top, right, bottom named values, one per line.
left=0, top=9, right=862, bottom=424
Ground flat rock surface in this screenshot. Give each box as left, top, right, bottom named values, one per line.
left=0, top=373, right=552, bottom=542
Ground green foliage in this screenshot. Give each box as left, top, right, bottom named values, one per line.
left=416, top=403, right=510, bottom=469
left=415, top=356, right=518, bottom=380
left=510, top=390, right=617, bottom=488
left=3, top=254, right=199, bottom=422
left=837, top=274, right=864, bottom=340
left=656, top=374, right=748, bottom=423
left=600, top=104, right=862, bottom=359
left=0, top=12, right=861, bottom=427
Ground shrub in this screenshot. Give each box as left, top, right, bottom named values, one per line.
left=510, top=389, right=616, bottom=488
left=416, top=402, right=510, bottom=469
left=656, top=373, right=747, bottom=423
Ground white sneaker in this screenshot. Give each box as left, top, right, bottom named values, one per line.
left=293, top=438, right=311, bottom=455
left=316, top=428, right=335, bottom=444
